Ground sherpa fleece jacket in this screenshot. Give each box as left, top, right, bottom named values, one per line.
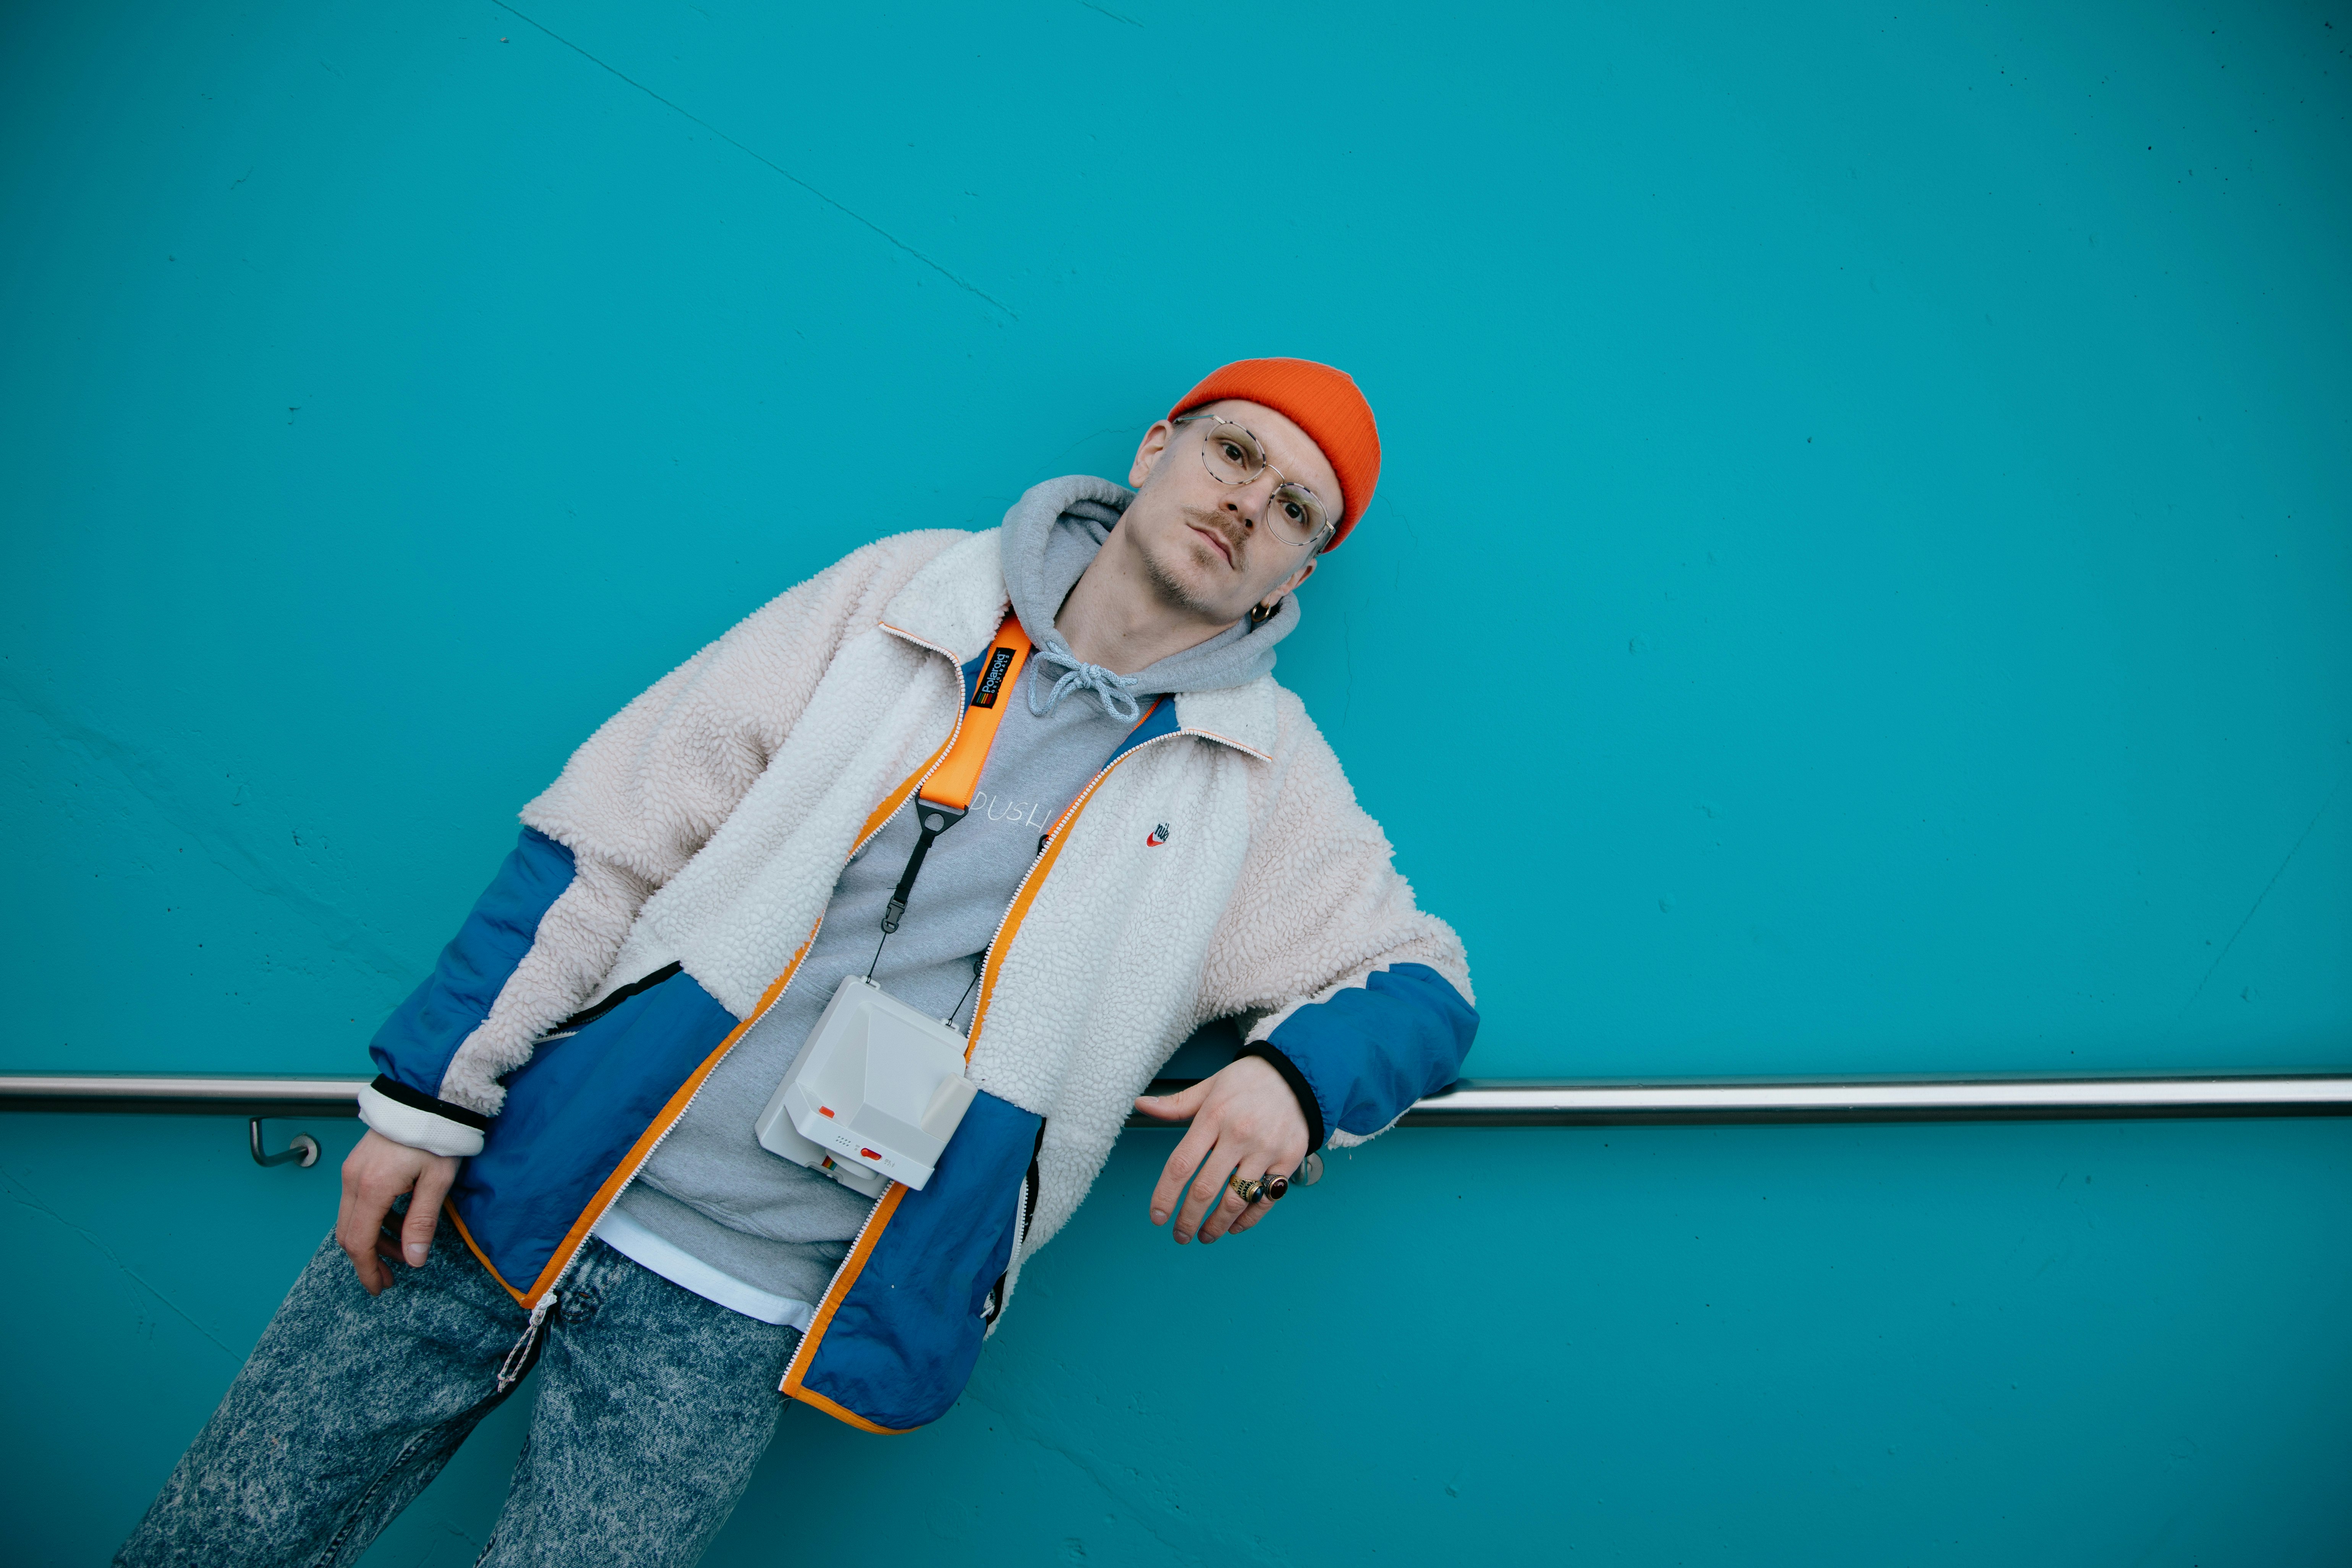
left=358, top=479, right=1479, bottom=1434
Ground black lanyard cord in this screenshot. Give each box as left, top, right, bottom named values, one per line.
left=945, top=950, right=986, bottom=1030
left=867, top=798, right=966, bottom=979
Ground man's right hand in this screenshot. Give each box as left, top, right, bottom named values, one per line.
left=336, top=1129, right=461, bottom=1295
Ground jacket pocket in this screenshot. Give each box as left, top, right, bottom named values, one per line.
left=787, top=1089, right=1041, bottom=1432
left=451, top=963, right=738, bottom=1304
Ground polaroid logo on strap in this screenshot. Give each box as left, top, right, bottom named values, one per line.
left=973, top=646, right=1018, bottom=709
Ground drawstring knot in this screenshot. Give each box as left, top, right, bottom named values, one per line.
left=1028, top=639, right=1142, bottom=723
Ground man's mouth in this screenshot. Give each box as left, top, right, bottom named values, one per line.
left=1183, top=510, right=1238, bottom=568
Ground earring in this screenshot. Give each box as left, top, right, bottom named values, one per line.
left=1248, top=599, right=1281, bottom=628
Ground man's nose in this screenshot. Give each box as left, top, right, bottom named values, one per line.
left=1221, top=473, right=1279, bottom=529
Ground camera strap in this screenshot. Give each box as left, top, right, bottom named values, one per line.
left=879, top=616, right=1034, bottom=937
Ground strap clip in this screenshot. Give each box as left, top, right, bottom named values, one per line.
left=881, top=799, right=965, bottom=934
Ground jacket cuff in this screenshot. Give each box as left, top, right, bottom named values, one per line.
left=358, top=1075, right=489, bottom=1158
left=1240, top=1042, right=1327, bottom=1152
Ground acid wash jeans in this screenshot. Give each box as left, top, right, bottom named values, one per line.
left=115, top=1216, right=802, bottom=1568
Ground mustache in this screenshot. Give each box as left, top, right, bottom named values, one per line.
left=1179, top=506, right=1246, bottom=564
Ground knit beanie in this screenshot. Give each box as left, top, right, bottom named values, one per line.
left=1168, top=358, right=1381, bottom=550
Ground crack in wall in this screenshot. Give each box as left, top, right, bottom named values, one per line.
left=2, top=1164, right=240, bottom=1360
left=399, top=1520, right=485, bottom=1568
left=2176, top=769, right=2346, bottom=1019
left=957, top=1383, right=1294, bottom=1567
left=490, top=1, right=1019, bottom=321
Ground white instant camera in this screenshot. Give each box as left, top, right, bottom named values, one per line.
left=754, top=974, right=979, bottom=1196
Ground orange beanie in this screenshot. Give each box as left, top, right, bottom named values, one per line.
left=1168, top=357, right=1380, bottom=550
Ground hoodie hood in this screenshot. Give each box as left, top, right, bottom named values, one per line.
left=997, top=474, right=1301, bottom=697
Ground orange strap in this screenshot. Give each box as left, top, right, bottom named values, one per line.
left=919, top=617, right=1033, bottom=812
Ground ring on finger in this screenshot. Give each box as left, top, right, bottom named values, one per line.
left=1226, top=1171, right=1267, bottom=1205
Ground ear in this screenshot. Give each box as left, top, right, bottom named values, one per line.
left=1128, top=419, right=1177, bottom=488
left=1273, top=557, right=1318, bottom=599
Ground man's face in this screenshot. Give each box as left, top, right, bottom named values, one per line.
left=1117, top=398, right=1341, bottom=626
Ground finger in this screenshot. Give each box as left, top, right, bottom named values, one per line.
left=401, top=1160, right=455, bottom=1268
left=1241, top=1140, right=1311, bottom=1230
left=372, top=1188, right=408, bottom=1265
left=372, top=1205, right=407, bottom=1274
left=375, top=1224, right=405, bottom=1269
left=1195, top=1188, right=1251, bottom=1243
left=1229, top=1184, right=1282, bottom=1235
left=1195, top=1160, right=1266, bottom=1243
left=1174, top=1142, right=1240, bottom=1243
left=1132, top=1079, right=1211, bottom=1121
left=1161, top=1138, right=1223, bottom=1240
left=336, top=1168, right=389, bottom=1297
left=336, top=1170, right=384, bottom=1293
left=1226, top=1175, right=1274, bottom=1235
left=1150, top=1119, right=1221, bottom=1227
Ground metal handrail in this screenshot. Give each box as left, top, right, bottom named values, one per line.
left=1383, top=1073, right=2352, bottom=1125
left=6, top=1070, right=2350, bottom=1126
left=0, top=1074, right=373, bottom=1117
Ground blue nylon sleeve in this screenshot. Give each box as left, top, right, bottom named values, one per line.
left=367, top=827, right=577, bottom=1105
left=1261, top=963, right=1478, bottom=1143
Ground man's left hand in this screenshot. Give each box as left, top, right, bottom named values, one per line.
left=1133, top=1056, right=1310, bottom=1244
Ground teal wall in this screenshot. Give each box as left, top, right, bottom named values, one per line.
left=3, top=1, right=2347, bottom=1562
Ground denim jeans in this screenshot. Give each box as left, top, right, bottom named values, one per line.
left=115, top=1220, right=802, bottom=1568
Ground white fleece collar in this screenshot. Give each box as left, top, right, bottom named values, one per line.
left=877, top=529, right=1012, bottom=663
left=1173, top=681, right=1279, bottom=761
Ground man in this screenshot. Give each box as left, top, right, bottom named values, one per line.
left=119, top=357, right=1477, bottom=1567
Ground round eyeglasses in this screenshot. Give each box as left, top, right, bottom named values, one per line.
left=1170, top=414, right=1335, bottom=549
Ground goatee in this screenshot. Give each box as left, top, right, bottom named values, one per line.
left=1138, top=535, right=1227, bottom=621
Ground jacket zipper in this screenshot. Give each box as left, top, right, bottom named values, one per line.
left=964, top=727, right=1189, bottom=1060
left=785, top=722, right=1196, bottom=1389
left=534, top=636, right=976, bottom=1311
left=783, top=625, right=989, bottom=1385
left=986, top=1115, right=1049, bottom=1325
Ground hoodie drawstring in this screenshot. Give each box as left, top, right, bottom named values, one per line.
left=1027, top=639, right=1142, bottom=723
left=495, top=1296, right=557, bottom=1393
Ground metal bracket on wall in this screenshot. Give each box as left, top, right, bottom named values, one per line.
left=249, top=1118, right=321, bottom=1169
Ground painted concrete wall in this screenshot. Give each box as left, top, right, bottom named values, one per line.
left=3, top=1, right=2346, bottom=1562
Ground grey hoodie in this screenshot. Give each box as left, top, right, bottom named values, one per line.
left=607, top=477, right=1297, bottom=1312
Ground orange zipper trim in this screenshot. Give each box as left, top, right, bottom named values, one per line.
left=448, top=1205, right=527, bottom=1300
left=777, top=1180, right=916, bottom=1431
left=964, top=705, right=1163, bottom=1061
left=484, top=733, right=964, bottom=1312
left=508, top=942, right=814, bottom=1307
left=780, top=708, right=1184, bottom=1423
left=787, top=1384, right=918, bottom=1437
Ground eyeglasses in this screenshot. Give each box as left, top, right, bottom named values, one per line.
left=1170, top=414, right=1335, bottom=549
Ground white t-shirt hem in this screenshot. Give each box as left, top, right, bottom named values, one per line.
left=593, top=1206, right=817, bottom=1332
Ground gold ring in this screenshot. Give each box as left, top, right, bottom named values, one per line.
left=1227, top=1171, right=1266, bottom=1204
